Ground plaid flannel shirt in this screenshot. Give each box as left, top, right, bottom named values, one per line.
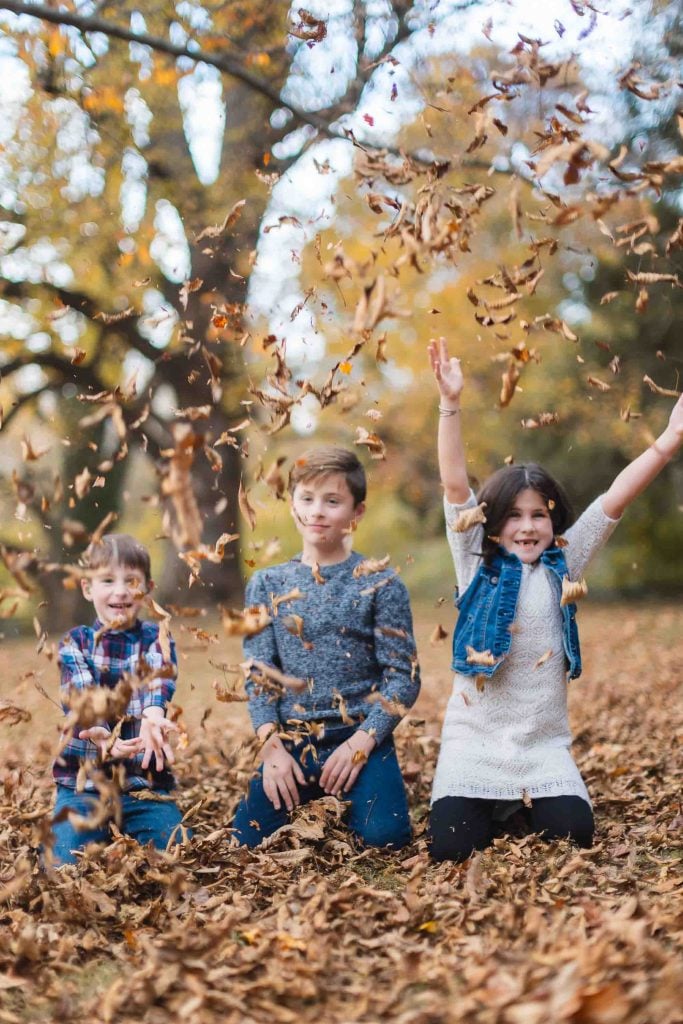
left=53, top=619, right=177, bottom=792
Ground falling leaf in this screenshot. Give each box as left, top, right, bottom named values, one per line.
left=352, top=556, right=391, bottom=578
left=430, top=624, right=448, bottom=645
left=534, top=649, right=553, bottom=669
left=587, top=376, right=611, bottom=392
left=247, top=658, right=308, bottom=694
left=195, top=200, right=246, bottom=241
left=21, top=437, right=50, bottom=462
left=289, top=8, right=327, bottom=43
left=354, top=427, right=386, bottom=460
left=500, top=360, right=520, bottom=407
left=0, top=700, right=31, bottom=725
left=311, top=562, right=325, bottom=585
left=642, top=375, right=680, bottom=398
left=238, top=480, right=257, bottom=531
left=561, top=577, right=588, bottom=606
left=448, top=504, right=487, bottom=533
left=466, top=646, right=497, bottom=666
left=221, top=605, right=271, bottom=637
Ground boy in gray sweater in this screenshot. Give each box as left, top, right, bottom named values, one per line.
left=232, top=446, right=420, bottom=848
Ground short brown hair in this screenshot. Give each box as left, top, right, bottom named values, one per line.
left=82, top=533, right=152, bottom=583
left=288, top=446, right=366, bottom=505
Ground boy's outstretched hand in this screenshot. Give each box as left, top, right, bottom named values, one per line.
left=139, top=712, right=178, bottom=772
left=320, top=730, right=376, bottom=797
left=259, top=729, right=306, bottom=811
left=428, top=336, right=464, bottom=404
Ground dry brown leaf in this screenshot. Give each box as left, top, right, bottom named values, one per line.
left=561, top=576, right=588, bottom=606
left=587, top=375, right=611, bottom=392
left=354, top=426, right=386, bottom=460
left=352, top=556, right=391, bottom=578
left=500, top=360, right=520, bottom=407
left=238, top=479, right=257, bottom=531
left=642, top=375, right=680, bottom=398
left=534, top=649, right=553, bottom=669
left=466, top=646, right=497, bottom=666
left=221, top=605, right=271, bottom=637
left=430, top=624, right=448, bottom=645
left=449, top=504, right=487, bottom=533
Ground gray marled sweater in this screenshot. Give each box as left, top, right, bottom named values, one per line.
left=243, top=552, right=420, bottom=745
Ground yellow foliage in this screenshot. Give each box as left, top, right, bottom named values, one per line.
left=83, top=88, right=125, bottom=115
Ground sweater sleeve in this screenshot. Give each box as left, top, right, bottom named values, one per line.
left=563, top=496, right=620, bottom=579
left=443, top=490, right=484, bottom=594
left=357, top=575, right=421, bottom=746
left=242, top=571, right=282, bottom=731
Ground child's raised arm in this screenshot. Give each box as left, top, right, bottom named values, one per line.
left=602, top=394, right=683, bottom=520
left=428, top=337, right=470, bottom=504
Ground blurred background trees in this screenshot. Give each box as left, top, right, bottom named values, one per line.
left=0, top=0, right=681, bottom=630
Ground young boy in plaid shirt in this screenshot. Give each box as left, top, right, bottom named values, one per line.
left=50, top=534, right=185, bottom=865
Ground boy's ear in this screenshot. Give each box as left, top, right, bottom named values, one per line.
left=351, top=501, right=366, bottom=527
left=81, top=577, right=92, bottom=601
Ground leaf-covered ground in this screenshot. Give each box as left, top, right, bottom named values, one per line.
left=0, top=602, right=681, bottom=1024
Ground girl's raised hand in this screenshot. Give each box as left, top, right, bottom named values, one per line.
left=428, top=337, right=463, bottom=404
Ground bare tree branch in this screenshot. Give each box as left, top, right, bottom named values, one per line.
left=0, top=381, right=52, bottom=432
left=0, top=280, right=175, bottom=368
left=0, top=1, right=347, bottom=142
left=0, top=351, right=104, bottom=393
left=0, top=1, right=452, bottom=168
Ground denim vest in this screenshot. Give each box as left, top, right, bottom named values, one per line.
left=451, top=545, right=581, bottom=680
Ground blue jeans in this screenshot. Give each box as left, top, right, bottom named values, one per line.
left=232, top=729, right=412, bottom=849
left=51, top=785, right=187, bottom=865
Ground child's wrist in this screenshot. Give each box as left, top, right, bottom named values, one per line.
left=653, top=427, right=680, bottom=459
left=439, top=401, right=461, bottom=415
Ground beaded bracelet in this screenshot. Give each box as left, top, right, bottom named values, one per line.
left=439, top=407, right=460, bottom=417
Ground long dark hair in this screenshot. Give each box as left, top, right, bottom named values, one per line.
left=477, top=464, right=574, bottom=565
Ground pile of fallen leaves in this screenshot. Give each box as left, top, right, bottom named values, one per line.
left=0, top=606, right=681, bottom=1024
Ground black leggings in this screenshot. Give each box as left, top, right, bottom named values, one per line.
left=430, top=795, right=594, bottom=863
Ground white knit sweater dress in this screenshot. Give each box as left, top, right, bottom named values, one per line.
left=431, top=491, right=619, bottom=810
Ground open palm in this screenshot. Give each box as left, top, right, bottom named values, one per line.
left=428, top=337, right=464, bottom=403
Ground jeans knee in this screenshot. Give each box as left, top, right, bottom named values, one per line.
left=354, top=817, right=411, bottom=850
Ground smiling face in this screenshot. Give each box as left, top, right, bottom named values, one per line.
left=498, top=488, right=555, bottom=564
left=81, top=562, right=151, bottom=628
left=290, top=472, right=365, bottom=565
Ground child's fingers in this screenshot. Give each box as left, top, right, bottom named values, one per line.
left=78, top=727, right=108, bottom=742
left=117, top=738, right=143, bottom=752
left=280, top=774, right=299, bottom=810
left=333, top=763, right=355, bottom=796
left=321, top=754, right=346, bottom=794
left=320, top=754, right=341, bottom=791
left=264, top=776, right=281, bottom=810
left=342, top=765, right=361, bottom=793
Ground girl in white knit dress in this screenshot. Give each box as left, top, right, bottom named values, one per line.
left=428, top=338, right=683, bottom=862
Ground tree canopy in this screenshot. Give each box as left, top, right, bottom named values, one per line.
left=1, top=0, right=681, bottom=629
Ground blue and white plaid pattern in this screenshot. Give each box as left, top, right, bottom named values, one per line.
left=53, top=619, right=177, bottom=792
